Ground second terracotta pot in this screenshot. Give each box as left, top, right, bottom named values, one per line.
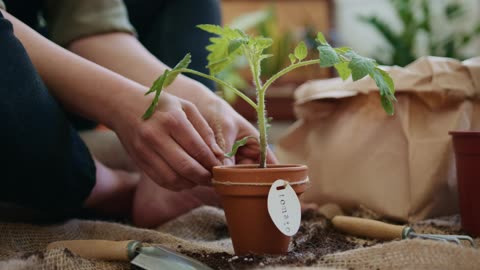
left=450, top=131, right=480, bottom=237
left=212, top=164, right=309, bottom=255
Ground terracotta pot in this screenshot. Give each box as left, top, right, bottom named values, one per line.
left=450, top=131, right=480, bottom=237
left=212, top=164, right=309, bottom=255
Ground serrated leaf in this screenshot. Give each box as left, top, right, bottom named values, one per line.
left=145, top=76, right=163, bottom=95
left=289, top=53, right=297, bottom=64
left=200, top=25, right=246, bottom=75
left=143, top=70, right=170, bottom=119
left=318, top=44, right=340, bottom=67
left=254, top=37, right=273, bottom=51
left=334, top=61, right=351, bottom=80
left=236, top=29, right=249, bottom=38
left=316, top=32, right=328, bottom=45
left=376, top=68, right=395, bottom=95
left=348, top=53, right=377, bottom=81
left=369, top=67, right=396, bottom=115
left=380, top=95, right=394, bottom=115
left=164, top=53, right=191, bottom=87
left=145, top=69, right=169, bottom=96
left=197, top=24, right=224, bottom=35
left=206, top=58, right=230, bottom=75
left=228, top=38, right=246, bottom=54
left=224, top=136, right=257, bottom=158
left=294, top=41, right=308, bottom=61
left=142, top=95, right=159, bottom=120
left=334, top=47, right=352, bottom=54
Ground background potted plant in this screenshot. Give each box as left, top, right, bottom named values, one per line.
left=142, top=24, right=396, bottom=255
left=360, top=0, right=480, bottom=66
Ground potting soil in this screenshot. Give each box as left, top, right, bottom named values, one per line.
left=1, top=206, right=479, bottom=270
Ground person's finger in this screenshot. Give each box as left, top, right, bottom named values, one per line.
left=148, top=130, right=213, bottom=186
left=182, top=102, right=224, bottom=159
left=266, top=147, right=279, bottom=164
left=168, top=109, right=222, bottom=170
left=135, top=145, right=196, bottom=191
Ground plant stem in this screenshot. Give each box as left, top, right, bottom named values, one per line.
left=179, top=68, right=257, bottom=110
left=257, top=89, right=267, bottom=168
left=262, top=60, right=318, bottom=92
left=247, top=49, right=268, bottom=168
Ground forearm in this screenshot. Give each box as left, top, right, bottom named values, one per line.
left=3, top=11, right=146, bottom=128
left=68, top=32, right=218, bottom=103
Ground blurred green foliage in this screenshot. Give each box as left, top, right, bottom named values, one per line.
left=360, top=0, right=480, bottom=66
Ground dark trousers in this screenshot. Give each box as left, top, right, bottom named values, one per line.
left=0, top=11, right=96, bottom=218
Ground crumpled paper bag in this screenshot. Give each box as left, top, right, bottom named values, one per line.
left=276, top=56, right=480, bottom=222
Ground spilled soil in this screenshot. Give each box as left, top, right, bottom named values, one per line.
left=182, top=209, right=360, bottom=269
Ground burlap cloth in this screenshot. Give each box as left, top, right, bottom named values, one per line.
left=1, top=206, right=479, bottom=270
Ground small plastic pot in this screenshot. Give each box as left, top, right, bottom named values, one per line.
left=212, top=164, right=309, bottom=255
left=450, top=131, right=480, bottom=237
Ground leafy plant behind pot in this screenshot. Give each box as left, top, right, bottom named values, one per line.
left=360, top=0, right=480, bottom=66
left=142, top=25, right=397, bottom=168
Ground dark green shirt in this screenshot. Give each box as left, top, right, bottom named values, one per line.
left=0, top=0, right=135, bottom=46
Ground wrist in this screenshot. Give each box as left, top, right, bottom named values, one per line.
left=105, top=83, right=150, bottom=130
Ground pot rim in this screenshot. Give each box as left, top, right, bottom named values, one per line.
left=213, top=164, right=307, bottom=171
left=449, top=131, right=480, bottom=137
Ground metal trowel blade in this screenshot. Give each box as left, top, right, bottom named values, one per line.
left=131, top=246, right=213, bottom=270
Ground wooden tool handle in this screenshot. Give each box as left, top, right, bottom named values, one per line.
left=47, top=240, right=137, bottom=261
left=332, top=216, right=405, bottom=240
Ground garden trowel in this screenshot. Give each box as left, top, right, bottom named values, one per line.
left=332, top=216, right=477, bottom=248
left=47, top=240, right=213, bottom=270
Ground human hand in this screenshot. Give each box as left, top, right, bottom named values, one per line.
left=187, top=90, right=278, bottom=165
left=112, top=90, right=223, bottom=191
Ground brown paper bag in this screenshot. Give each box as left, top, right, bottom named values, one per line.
left=276, top=56, right=480, bottom=222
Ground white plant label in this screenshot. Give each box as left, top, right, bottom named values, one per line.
left=267, top=179, right=301, bottom=236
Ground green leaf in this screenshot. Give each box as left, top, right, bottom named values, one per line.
left=197, top=24, right=224, bottom=35
left=145, top=75, right=164, bottom=95
left=143, top=70, right=170, bottom=119
left=380, top=95, right=394, bottom=115
left=294, top=41, right=308, bottom=61
left=316, top=32, right=328, bottom=45
left=289, top=53, right=297, bottom=64
left=318, top=44, right=340, bottom=67
left=369, top=67, right=396, bottom=115
left=334, top=61, right=351, bottom=80
left=206, top=58, right=230, bottom=75
left=376, top=68, right=395, bottom=95
left=224, top=136, right=257, bottom=158
left=228, top=38, right=246, bottom=54
left=348, top=53, right=377, bottom=81
left=253, top=37, right=273, bottom=51
left=164, top=53, right=192, bottom=87
left=200, top=25, right=246, bottom=75
left=143, top=95, right=159, bottom=120
left=145, top=69, right=169, bottom=96
left=334, top=47, right=352, bottom=54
